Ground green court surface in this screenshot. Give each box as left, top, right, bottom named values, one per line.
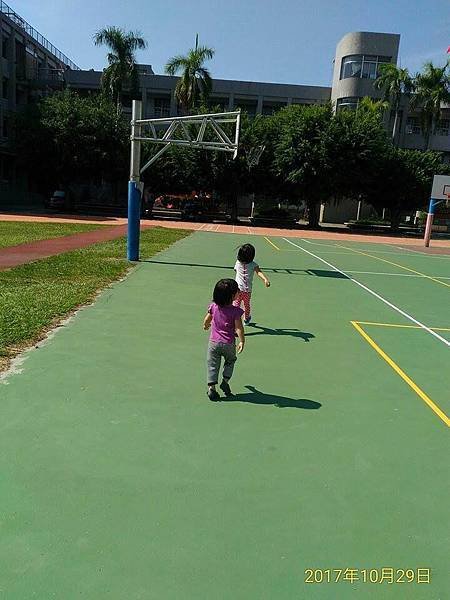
left=0, top=232, right=449, bottom=599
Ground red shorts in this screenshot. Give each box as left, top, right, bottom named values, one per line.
left=234, top=291, right=251, bottom=319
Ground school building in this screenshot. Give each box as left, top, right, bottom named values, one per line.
left=1, top=1, right=449, bottom=221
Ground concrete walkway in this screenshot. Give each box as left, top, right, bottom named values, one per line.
left=0, top=225, right=128, bottom=271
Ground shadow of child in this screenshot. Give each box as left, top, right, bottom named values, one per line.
left=225, top=385, right=321, bottom=409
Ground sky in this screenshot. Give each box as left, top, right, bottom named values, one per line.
left=8, top=0, right=450, bottom=86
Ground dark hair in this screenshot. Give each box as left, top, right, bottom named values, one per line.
left=237, top=243, right=255, bottom=264
left=213, top=278, right=238, bottom=306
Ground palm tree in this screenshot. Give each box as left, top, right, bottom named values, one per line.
left=374, top=63, right=413, bottom=143
left=357, top=96, right=390, bottom=118
left=410, top=61, right=450, bottom=150
left=165, top=35, right=214, bottom=112
left=94, top=27, right=147, bottom=112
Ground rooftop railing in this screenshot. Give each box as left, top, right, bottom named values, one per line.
left=0, top=0, right=80, bottom=70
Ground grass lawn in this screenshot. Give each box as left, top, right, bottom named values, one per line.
left=0, top=221, right=104, bottom=249
left=0, top=227, right=190, bottom=371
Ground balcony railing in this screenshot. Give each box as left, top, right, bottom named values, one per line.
left=0, top=0, right=80, bottom=70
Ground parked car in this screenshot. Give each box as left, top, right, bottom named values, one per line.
left=45, top=190, right=66, bottom=210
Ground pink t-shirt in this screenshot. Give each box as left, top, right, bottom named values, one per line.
left=208, top=303, right=244, bottom=344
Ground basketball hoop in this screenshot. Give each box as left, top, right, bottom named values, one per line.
left=127, top=101, right=241, bottom=260
left=134, top=110, right=241, bottom=174
left=246, top=144, right=265, bottom=170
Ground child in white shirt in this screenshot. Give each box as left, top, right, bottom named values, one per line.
left=233, top=243, right=270, bottom=324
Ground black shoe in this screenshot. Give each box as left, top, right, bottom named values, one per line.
left=220, top=381, right=233, bottom=397
left=207, top=388, right=220, bottom=401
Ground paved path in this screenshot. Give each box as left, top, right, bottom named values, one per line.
left=2, top=210, right=450, bottom=248
left=0, top=225, right=128, bottom=270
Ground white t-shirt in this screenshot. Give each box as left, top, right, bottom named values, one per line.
left=234, top=260, right=259, bottom=292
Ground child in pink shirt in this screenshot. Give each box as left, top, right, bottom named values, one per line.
left=203, top=279, right=245, bottom=400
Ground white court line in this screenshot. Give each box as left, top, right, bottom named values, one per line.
left=247, top=227, right=253, bottom=234
left=300, top=238, right=450, bottom=258
left=303, top=251, right=363, bottom=256
left=347, top=271, right=420, bottom=277
left=300, top=238, right=336, bottom=247
left=232, top=224, right=235, bottom=234
left=394, top=246, right=450, bottom=258
left=283, top=238, right=450, bottom=348
left=346, top=271, right=450, bottom=279
left=301, top=239, right=410, bottom=254
left=215, top=224, right=220, bottom=232
left=197, top=223, right=206, bottom=230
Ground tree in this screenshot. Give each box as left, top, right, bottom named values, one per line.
left=165, top=35, right=214, bottom=112
left=410, top=61, right=450, bottom=150
left=15, top=90, right=129, bottom=197
left=365, top=148, right=449, bottom=229
left=374, top=63, right=413, bottom=143
left=325, top=104, right=390, bottom=202
left=94, top=27, right=147, bottom=112
left=272, top=104, right=334, bottom=227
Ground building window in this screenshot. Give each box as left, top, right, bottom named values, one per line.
left=340, top=55, right=391, bottom=80
left=436, top=119, right=449, bottom=136
left=362, top=56, right=377, bottom=79
left=406, top=117, right=421, bottom=135
left=1, top=156, right=13, bottom=183
left=235, top=100, right=258, bottom=117
left=2, top=116, right=8, bottom=138
left=209, top=97, right=228, bottom=112
left=16, top=85, right=26, bottom=105
left=154, top=97, right=170, bottom=118
left=2, top=77, right=8, bottom=99
left=341, top=55, right=362, bottom=79
left=261, top=102, right=286, bottom=116
left=2, top=36, right=9, bottom=59
left=336, top=97, right=359, bottom=111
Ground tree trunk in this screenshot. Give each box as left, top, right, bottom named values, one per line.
left=307, top=199, right=320, bottom=229
left=424, top=115, right=433, bottom=151
left=390, top=206, right=401, bottom=231
left=116, top=89, right=121, bottom=117
left=391, top=111, right=398, bottom=145
left=230, top=191, right=238, bottom=223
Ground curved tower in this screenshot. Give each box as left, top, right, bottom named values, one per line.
left=331, top=32, right=400, bottom=110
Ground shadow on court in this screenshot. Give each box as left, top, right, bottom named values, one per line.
left=245, top=323, right=315, bottom=342
left=223, top=385, right=322, bottom=409
left=145, top=259, right=350, bottom=278
left=306, top=269, right=349, bottom=279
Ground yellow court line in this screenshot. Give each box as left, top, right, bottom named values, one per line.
left=338, top=245, right=450, bottom=289
left=351, top=321, right=450, bottom=428
left=355, top=321, right=450, bottom=332
left=264, top=237, right=280, bottom=251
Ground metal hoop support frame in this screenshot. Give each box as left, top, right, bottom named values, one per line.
left=127, top=100, right=241, bottom=260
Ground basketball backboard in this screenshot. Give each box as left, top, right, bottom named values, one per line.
left=431, top=175, right=450, bottom=201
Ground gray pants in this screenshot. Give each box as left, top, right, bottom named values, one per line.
left=207, top=341, right=237, bottom=385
